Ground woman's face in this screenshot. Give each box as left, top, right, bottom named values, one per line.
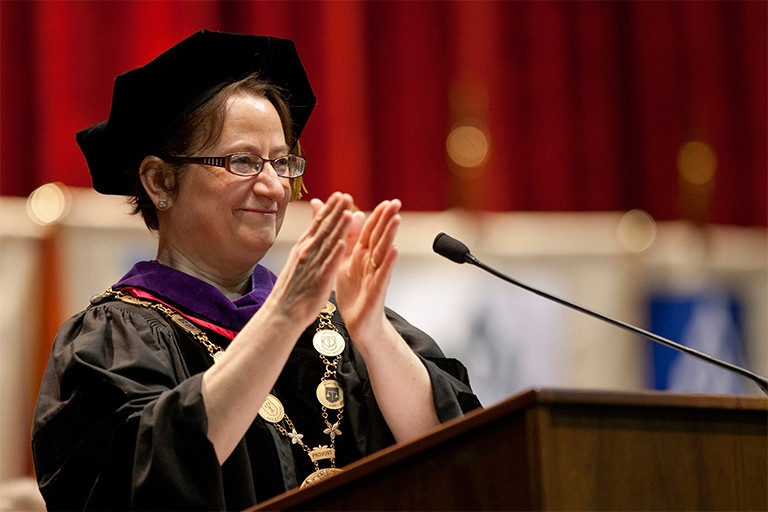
left=160, top=94, right=292, bottom=273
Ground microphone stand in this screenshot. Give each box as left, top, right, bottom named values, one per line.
left=458, top=250, right=768, bottom=396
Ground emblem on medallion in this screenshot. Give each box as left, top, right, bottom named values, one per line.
left=313, top=329, right=345, bottom=357
left=315, top=379, right=344, bottom=409
left=258, top=394, right=285, bottom=423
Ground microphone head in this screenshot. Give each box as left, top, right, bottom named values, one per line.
left=433, top=232, right=471, bottom=264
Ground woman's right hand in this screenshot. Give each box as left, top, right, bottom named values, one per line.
left=266, top=192, right=357, bottom=325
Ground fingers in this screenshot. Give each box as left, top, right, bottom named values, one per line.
left=369, top=216, right=400, bottom=272
left=303, top=194, right=402, bottom=276
left=358, top=200, right=400, bottom=246
left=287, top=192, right=356, bottom=278
left=301, top=193, right=355, bottom=260
left=364, top=199, right=401, bottom=270
left=307, top=193, right=351, bottom=236
left=345, top=210, right=366, bottom=257
left=310, top=197, right=324, bottom=217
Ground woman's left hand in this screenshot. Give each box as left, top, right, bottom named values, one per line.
left=313, top=198, right=402, bottom=343
left=315, top=197, right=440, bottom=441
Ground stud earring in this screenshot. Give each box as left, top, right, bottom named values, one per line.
left=158, top=200, right=167, bottom=209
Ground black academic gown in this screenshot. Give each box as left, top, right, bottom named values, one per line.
left=32, top=294, right=481, bottom=511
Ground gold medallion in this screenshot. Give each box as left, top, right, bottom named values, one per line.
left=321, top=301, right=336, bottom=314
left=316, top=379, right=344, bottom=409
left=312, top=329, right=345, bottom=357
left=118, top=295, right=152, bottom=307
left=169, top=313, right=202, bottom=335
left=212, top=351, right=225, bottom=363
left=258, top=394, right=285, bottom=423
left=300, top=467, right=343, bottom=488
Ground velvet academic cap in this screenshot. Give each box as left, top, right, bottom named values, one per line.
left=76, top=30, right=316, bottom=196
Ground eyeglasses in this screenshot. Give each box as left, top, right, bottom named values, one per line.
left=167, top=152, right=306, bottom=178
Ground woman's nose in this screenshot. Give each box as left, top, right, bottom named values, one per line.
left=253, top=162, right=287, bottom=198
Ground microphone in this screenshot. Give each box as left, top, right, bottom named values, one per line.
left=432, top=232, right=768, bottom=395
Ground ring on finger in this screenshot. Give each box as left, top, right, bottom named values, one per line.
left=370, top=258, right=379, bottom=269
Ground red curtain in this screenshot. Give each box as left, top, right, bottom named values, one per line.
left=2, top=0, right=765, bottom=226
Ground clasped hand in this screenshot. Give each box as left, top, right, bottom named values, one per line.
left=271, top=192, right=401, bottom=341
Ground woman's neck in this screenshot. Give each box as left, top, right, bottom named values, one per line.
left=155, top=251, right=253, bottom=300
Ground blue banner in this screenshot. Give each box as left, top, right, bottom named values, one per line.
left=649, top=291, right=751, bottom=394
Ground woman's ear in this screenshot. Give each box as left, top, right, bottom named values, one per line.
left=140, top=156, right=175, bottom=209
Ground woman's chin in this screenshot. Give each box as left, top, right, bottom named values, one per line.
left=240, top=232, right=277, bottom=257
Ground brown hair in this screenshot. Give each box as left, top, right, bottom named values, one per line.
left=132, top=74, right=305, bottom=231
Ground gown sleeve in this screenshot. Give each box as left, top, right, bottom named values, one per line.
left=385, top=307, right=483, bottom=419
left=31, top=299, right=230, bottom=511
left=337, top=305, right=483, bottom=455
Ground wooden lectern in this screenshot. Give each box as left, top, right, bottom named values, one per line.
left=253, top=388, right=767, bottom=511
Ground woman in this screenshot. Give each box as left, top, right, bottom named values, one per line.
left=32, top=30, right=480, bottom=511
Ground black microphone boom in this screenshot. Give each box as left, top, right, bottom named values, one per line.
left=432, top=232, right=768, bottom=395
